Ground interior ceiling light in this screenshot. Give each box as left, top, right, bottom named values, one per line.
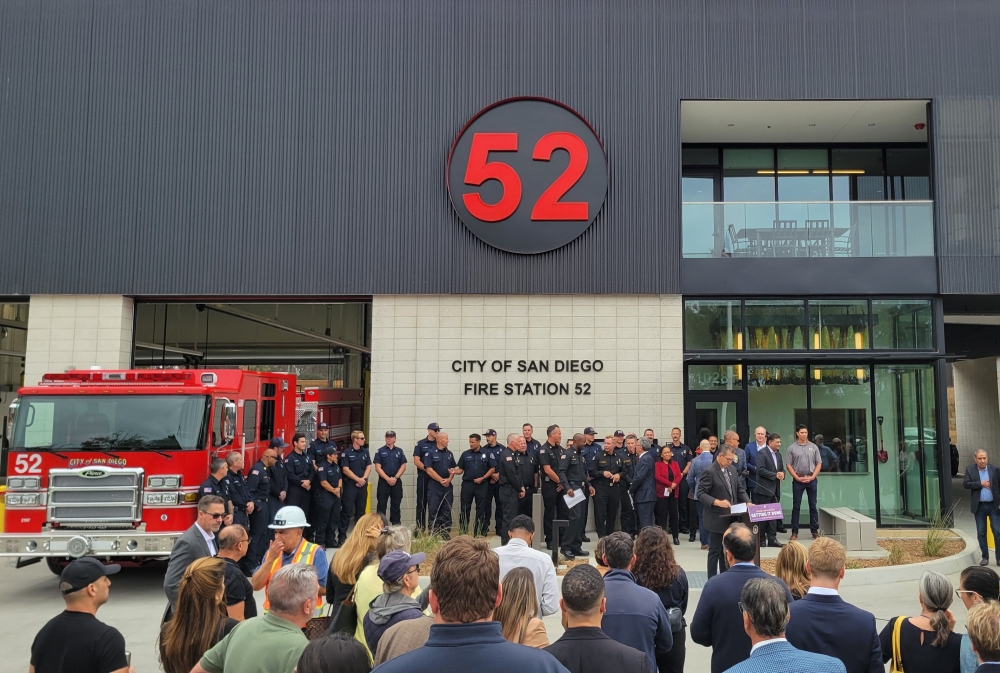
left=757, top=169, right=866, bottom=175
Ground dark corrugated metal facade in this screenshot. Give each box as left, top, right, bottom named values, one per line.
left=2, top=0, right=1000, bottom=296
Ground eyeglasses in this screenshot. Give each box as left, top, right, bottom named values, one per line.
left=956, top=589, right=978, bottom=598
left=737, top=602, right=745, bottom=614
left=208, top=512, right=225, bottom=519
left=407, top=566, right=420, bottom=575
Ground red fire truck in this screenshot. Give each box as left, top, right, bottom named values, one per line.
left=1, top=369, right=306, bottom=573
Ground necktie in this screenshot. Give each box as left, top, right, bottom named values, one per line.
left=723, top=465, right=733, bottom=498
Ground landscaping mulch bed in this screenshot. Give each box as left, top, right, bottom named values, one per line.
left=759, top=537, right=965, bottom=574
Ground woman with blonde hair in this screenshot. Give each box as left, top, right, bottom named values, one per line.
left=328, top=512, right=387, bottom=605
left=159, top=557, right=237, bottom=673
left=494, top=567, right=548, bottom=648
left=354, top=525, right=422, bottom=652
left=775, top=540, right=810, bottom=600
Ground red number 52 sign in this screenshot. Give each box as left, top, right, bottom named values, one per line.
left=446, top=98, right=609, bottom=254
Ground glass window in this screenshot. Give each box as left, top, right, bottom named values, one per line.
left=723, top=149, right=775, bottom=202
left=688, top=364, right=743, bottom=391
left=809, top=300, right=869, bottom=350
left=875, top=365, right=938, bottom=523
left=810, top=366, right=871, bottom=475
left=887, top=148, right=931, bottom=201
left=778, top=149, right=830, bottom=202
left=872, top=300, right=934, bottom=349
left=684, top=301, right=742, bottom=350
left=683, top=147, right=720, bottom=166
left=682, top=176, right=720, bottom=257
left=745, top=300, right=806, bottom=350
left=243, top=400, right=257, bottom=443
left=831, top=149, right=885, bottom=201
left=260, top=399, right=275, bottom=442
left=747, top=363, right=808, bottom=449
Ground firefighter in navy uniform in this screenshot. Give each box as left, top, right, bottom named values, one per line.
left=590, top=436, right=624, bottom=538
left=246, top=448, right=279, bottom=569
left=496, top=438, right=526, bottom=545
left=413, top=423, right=439, bottom=531
left=338, top=430, right=372, bottom=543
left=538, top=425, right=566, bottom=550
left=373, top=430, right=407, bottom=525
left=455, top=434, right=496, bottom=536
left=425, top=432, right=457, bottom=538
left=558, top=433, right=591, bottom=560
left=580, top=427, right=602, bottom=542
left=200, top=457, right=234, bottom=526
left=312, top=446, right=343, bottom=547
left=284, top=433, right=314, bottom=538
left=308, top=422, right=337, bottom=472
left=482, top=430, right=505, bottom=535
left=617, top=432, right=637, bottom=535
left=517, top=438, right=539, bottom=518
left=226, top=451, right=253, bottom=529
left=522, top=424, right=542, bottom=517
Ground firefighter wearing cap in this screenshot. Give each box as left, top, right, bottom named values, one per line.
left=267, top=437, right=289, bottom=535
left=455, top=433, right=496, bottom=536
left=313, top=446, right=342, bottom=547
left=338, top=430, right=372, bottom=543
left=246, top=446, right=279, bottom=567
left=617, top=432, right=638, bottom=535
left=482, top=429, right=505, bottom=535
left=250, top=505, right=328, bottom=608
left=284, top=433, right=314, bottom=535
left=374, top=430, right=407, bottom=525
left=538, top=424, right=566, bottom=549
left=413, top=423, right=439, bottom=530
left=580, top=427, right=601, bottom=542
left=425, top=432, right=457, bottom=538
left=309, top=423, right=337, bottom=472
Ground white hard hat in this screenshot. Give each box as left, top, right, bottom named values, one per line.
left=268, top=505, right=310, bottom=529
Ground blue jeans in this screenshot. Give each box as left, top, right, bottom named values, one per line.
left=975, top=500, right=1000, bottom=560
left=695, top=500, right=709, bottom=544
left=791, top=479, right=819, bottom=534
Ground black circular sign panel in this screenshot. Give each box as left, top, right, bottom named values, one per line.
left=447, top=98, right=608, bottom=254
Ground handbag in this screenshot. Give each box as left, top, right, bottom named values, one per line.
left=667, top=607, right=684, bottom=633
left=326, top=587, right=358, bottom=636
left=889, top=615, right=905, bottom=673
left=304, top=604, right=333, bottom=641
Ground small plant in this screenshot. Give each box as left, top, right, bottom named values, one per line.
left=887, top=542, right=905, bottom=565
left=845, top=558, right=863, bottom=570
left=923, top=508, right=954, bottom=557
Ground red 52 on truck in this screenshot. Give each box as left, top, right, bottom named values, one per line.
left=1, top=369, right=298, bottom=573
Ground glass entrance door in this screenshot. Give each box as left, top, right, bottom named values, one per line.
left=686, top=392, right=747, bottom=450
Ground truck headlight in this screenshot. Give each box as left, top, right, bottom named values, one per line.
left=147, top=475, right=181, bottom=489
left=4, top=492, right=38, bottom=507
left=6, top=477, right=39, bottom=490
left=5, top=493, right=22, bottom=506
left=148, top=477, right=165, bottom=488
left=160, top=493, right=178, bottom=506
left=144, top=492, right=179, bottom=506
left=19, top=493, right=39, bottom=506
left=7, top=477, right=23, bottom=489
left=162, top=476, right=181, bottom=489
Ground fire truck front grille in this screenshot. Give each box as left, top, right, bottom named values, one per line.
left=50, top=505, right=135, bottom=520
left=50, top=489, right=135, bottom=504
left=47, top=467, right=144, bottom=524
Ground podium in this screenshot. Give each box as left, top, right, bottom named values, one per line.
left=744, top=503, right=785, bottom=567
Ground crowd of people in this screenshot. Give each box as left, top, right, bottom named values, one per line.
left=25, top=422, right=1000, bottom=673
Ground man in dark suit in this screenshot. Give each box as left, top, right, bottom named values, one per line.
left=162, top=495, right=225, bottom=619
left=744, top=426, right=767, bottom=496
left=690, top=523, right=794, bottom=673
left=698, top=443, right=750, bottom=577
left=545, top=564, right=652, bottom=673
left=964, top=449, right=1000, bottom=566
left=629, top=437, right=658, bottom=530
left=754, top=432, right=786, bottom=548
left=785, top=537, right=882, bottom=673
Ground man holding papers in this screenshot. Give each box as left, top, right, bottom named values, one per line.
left=558, top=433, right=593, bottom=560
left=698, top=443, right=751, bottom=578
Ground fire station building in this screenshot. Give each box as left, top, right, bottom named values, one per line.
left=4, top=0, right=1000, bottom=527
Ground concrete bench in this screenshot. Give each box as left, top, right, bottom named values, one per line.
left=819, top=507, right=877, bottom=551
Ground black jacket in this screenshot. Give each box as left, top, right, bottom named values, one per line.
left=964, top=463, right=1000, bottom=514
left=754, top=447, right=784, bottom=500
left=545, top=627, right=652, bottom=673
left=697, top=460, right=750, bottom=534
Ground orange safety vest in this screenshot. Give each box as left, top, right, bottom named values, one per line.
left=263, top=538, right=320, bottom=612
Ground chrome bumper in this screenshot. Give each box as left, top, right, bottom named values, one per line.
left=0, top=531, right=180, bottom=558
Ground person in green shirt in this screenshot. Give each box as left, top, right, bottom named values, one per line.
left=192, top=564, right=317, bottom=673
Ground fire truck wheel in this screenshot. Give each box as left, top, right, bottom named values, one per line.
left=45, top=557, right=67, bottom=576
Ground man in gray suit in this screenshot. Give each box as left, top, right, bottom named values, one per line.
left=163, top=495, right=226, bottom=618
left=698, top=443, right=750, bottom=577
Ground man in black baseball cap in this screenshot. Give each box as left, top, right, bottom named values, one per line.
left=31, top=557, right=132, bottom=673
left=309, top=422, right=337, bottom=472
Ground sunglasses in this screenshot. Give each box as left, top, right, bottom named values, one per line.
left=207, top=512, right=225, bottom=520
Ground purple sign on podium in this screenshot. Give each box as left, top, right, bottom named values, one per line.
left=748, top=503, right=784, bottom=522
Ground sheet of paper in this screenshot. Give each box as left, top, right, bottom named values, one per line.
left=563, top=488, right=586, bottom=508
left=664, top=487, right=671, bottom=497
left=729, top=502, right=748, bottom=515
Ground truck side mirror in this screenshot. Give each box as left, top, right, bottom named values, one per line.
left=6, top=398, right=18, bottom=440
left=222, top=402, right=237, bottom=443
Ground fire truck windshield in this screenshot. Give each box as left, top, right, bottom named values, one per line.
left=10, top=394, right=211, bottom=451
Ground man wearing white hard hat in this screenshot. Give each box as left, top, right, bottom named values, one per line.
left=251, top=505, right=328, bottom=609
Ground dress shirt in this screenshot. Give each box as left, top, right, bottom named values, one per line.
left=751, top=638, right=788, bottom=655
left=197, top=522, right=217, bottom=556
left=495, top=538, right=559, bottom=617
left=769, top=449, right=780, bottom=471
left=806, top=586, right=839, bottom=596
left=981, top=468, right=994, bottom=502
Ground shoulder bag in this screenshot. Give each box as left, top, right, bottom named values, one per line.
left=667, top=606, right=684, bottom=633
left=889, top=615, right=905, bottom=673
left=305, top=603, right=333, bottom=641
left=325, top=587, right=358, bottom=636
